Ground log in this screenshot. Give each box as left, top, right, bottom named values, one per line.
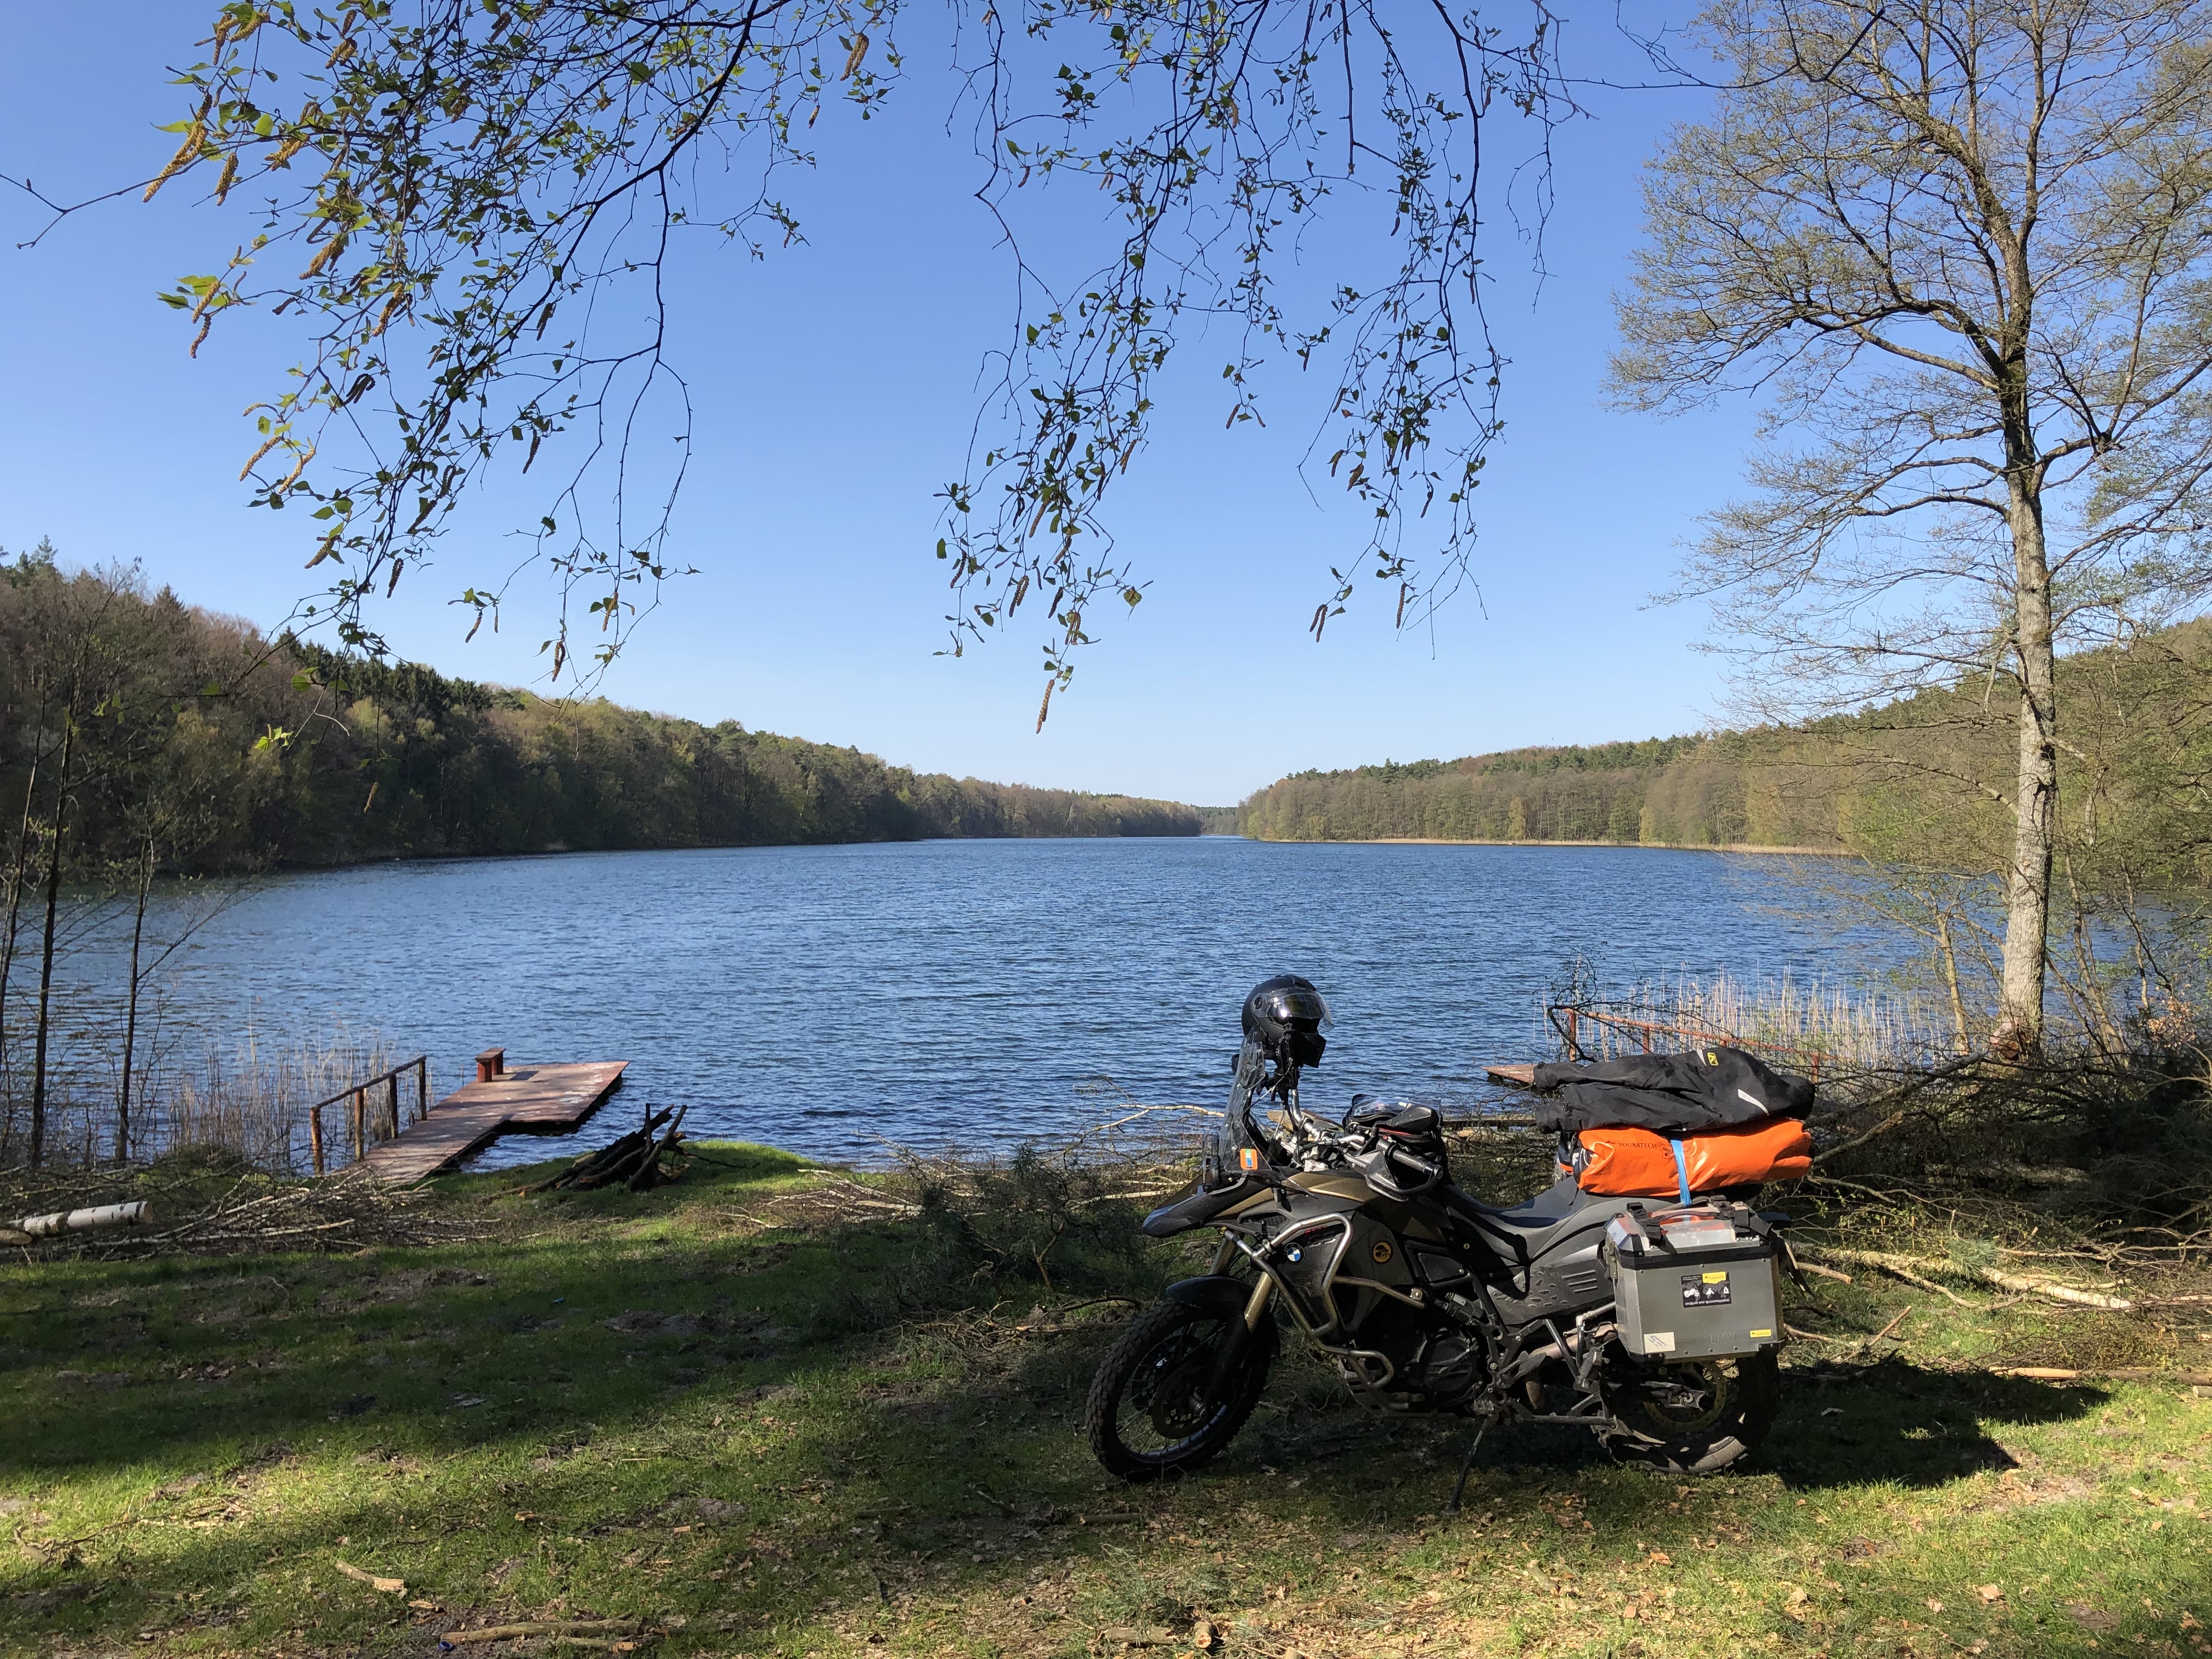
left=1791, top=1244, right=2132, bottom=1310
left=1994, top=1366, right=2212, bottom=1385
left=16, top=1201, right=155, bottom=1239
left=1974, top=1266, right=2132, bottom=1310
left=444, top=1621, right=640, bottom=1644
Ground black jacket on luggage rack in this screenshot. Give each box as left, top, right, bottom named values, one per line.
left=1528, top=1045, right=1815, bottom=1136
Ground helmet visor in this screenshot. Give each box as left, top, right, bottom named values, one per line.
left=1258, top=985, right=1333, bottom=1027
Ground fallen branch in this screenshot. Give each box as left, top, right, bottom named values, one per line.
left=1860, top=1305, right=1914, bottom=1350
left=1812, top=1109, right=1909, bottom=1163
left=1795, top=1246, right=1977, bottom=1308
left=444, top=1621, right=641, bottom=1644
left=1011, top=1295, right=1143, bottom=1333
left=1974, top=1267, right=2132, bottom=1310
left=1791, top=1244, right=2134, bottom=1310
left=334, top=1559, right=404, bottom=1594
left=1994, top=1367, right=2212, bottom=1386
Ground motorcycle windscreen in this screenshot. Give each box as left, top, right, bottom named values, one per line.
left=1215, top=1039, right=1271, bottom=1170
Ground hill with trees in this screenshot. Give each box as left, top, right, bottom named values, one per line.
left=1238, top=622, right=2212, bottom=902
left=0, top=549, right=1200, bottom=882
left=1238, top=736, right=1764, bottom=848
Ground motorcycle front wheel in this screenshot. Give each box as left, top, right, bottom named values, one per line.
left=1085, top=1298, right=1278, bottom=1481
left=1599, top=1350, right=1781, bottom=1474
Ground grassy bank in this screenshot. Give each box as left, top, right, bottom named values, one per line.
left=1, top=1145, right=2207, bottom=1659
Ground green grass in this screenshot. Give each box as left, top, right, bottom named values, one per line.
left=1, top=1144, right=2207, bottom=1658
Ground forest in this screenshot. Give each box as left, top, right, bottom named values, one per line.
left=0, top=548, right=1201, bottom=880
left=1239, top=623, right=2212, bottom=887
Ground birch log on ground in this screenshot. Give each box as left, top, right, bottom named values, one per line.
left=12, top=1200, right=155, bottom=1239
left=1793, top=1243, right=2135, bottom=1310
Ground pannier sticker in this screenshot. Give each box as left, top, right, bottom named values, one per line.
left=1681, top=1273, right=1734, bottom=1307
left=1644, top=1331, right=1677, bottom=1353
left=1749, top=1329, right=1774, bottom=1339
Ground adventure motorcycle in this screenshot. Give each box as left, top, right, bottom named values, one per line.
left=1084, top=976, right=1797, bottom=1500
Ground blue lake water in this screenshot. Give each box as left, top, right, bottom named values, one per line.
left=57, top=838, right=1892, bottom=1167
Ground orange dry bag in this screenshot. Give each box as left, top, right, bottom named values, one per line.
left=1561, top=1116, right=1812, bottom=1198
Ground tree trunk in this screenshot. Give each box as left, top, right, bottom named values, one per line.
left=1996, top=467, right=2057, bottom=1056
left=116, top=833, right=154, bottom=1164
left=1934, top=910, right=1971, bottom=1055
left=29, top=716, right=74, bottom=1169
left=0, top=738, right=44, bottom=1161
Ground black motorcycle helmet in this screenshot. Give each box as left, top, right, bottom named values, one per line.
left=1243, top=974, right=1331, bottom=1067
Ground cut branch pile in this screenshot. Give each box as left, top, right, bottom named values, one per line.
left=0, top=1167, right=486, bottom=1260
left=524, top=1106, right=690, bottom=1194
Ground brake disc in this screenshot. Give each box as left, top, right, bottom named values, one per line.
left=1148, top=1350, right=1215, bottom=1438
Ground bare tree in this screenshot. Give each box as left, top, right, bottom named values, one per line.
left=1612, top=0, right=2212, bottom=1050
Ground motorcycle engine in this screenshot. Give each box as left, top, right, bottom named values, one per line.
left=1340, top=1296, right=1486, bottom=1406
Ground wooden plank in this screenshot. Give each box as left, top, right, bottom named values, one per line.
left=1484, top=1062, right=1538, bottom=1087
left=358, top=1060, right=628, bottom=1182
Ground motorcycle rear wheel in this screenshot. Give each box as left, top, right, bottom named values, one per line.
left=1085, top=1299, right=1278, bottom=1481
left=1600, top=1350, right=1780, bottom=1474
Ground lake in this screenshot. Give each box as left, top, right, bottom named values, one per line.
left=49, top=838, right=1889, bottom=1167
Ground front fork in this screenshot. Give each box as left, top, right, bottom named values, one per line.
left=1203, top=1231, right=1274, bottom=1403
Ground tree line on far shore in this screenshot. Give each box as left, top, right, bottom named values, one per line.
left=1241, top=622, right=2212, bottom=873
left=1238, top=736, right=1754, bottom=849
left=0, top=548, right=1198, bottom=877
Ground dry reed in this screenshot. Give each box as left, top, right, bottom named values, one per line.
left=0, top=1024, right=427, bottom=1174
left=1549, top=969, right=1952, bottom=1080
left=156, top=1025, right=420, bottom=1173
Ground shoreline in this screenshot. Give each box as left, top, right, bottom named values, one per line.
left=1247, top=836, right=1851, bottom=856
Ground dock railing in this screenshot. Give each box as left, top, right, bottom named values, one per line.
left=1547, top=1003, right=1827, bottom=1087
left=307, top=1055, right=431, bottom=1174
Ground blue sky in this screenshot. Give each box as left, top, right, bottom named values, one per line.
left=0, top=6, right=1752, bottom=806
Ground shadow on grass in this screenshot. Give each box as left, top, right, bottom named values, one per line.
left=0, top=1149, right=2131, bottom=1656
left=1761, top=1356, right=2105, bottom=1488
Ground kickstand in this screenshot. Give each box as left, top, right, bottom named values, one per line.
left=1443, top=1423, right=1488, bottom=1516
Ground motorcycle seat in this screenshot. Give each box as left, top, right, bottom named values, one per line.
left=1444, top=1172, right=1586, bottom=1231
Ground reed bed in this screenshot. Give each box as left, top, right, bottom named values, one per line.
left=1548, top=968, right=1955, bottom=1080
left=157, top=1026, right=417, bottom=1174
left=0, top=1025, right=424, bottom=1175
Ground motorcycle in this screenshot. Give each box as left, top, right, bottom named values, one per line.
left=1083, top=977, right=1792, bottom=1501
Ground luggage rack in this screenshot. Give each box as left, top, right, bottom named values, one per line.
left=1484, top=1002, right=1829, bottom=1090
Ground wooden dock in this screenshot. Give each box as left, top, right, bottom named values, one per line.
left=1485, top=1062, right=1537, bottom=1087
left=359, top=1051, right=628, bottom=1182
